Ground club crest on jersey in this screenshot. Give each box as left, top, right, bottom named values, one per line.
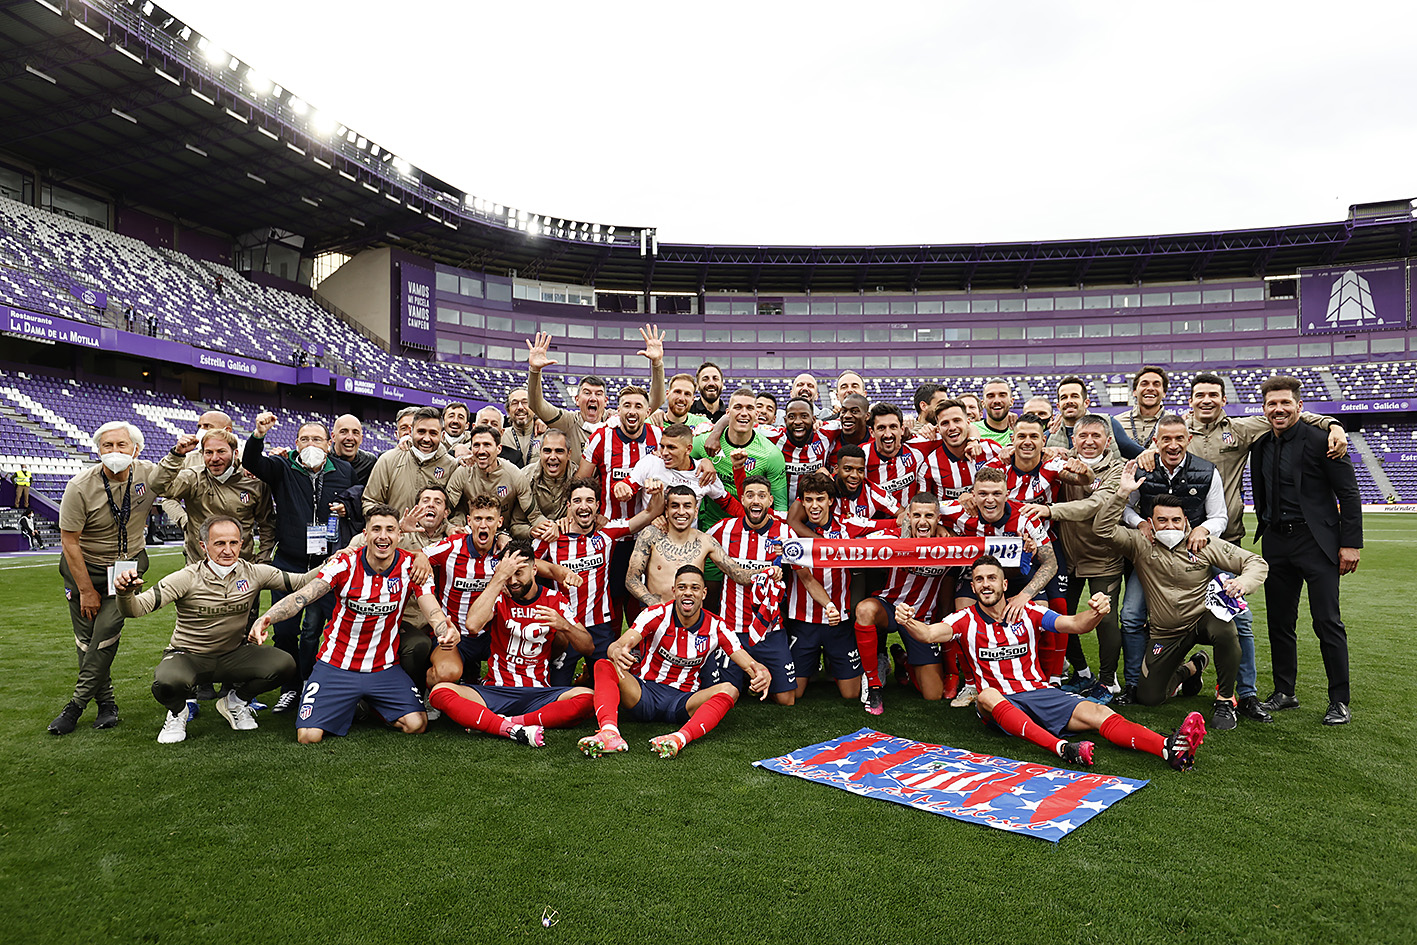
left=590, top=534, right=605, bottom=552
left=743, top=457, right=757, bottom=471
left=386, top=577, right=402, bottom=593
left=239, top=492, right=250, bottom=504
left=764, top=538, right=784, bottom=557
left=299, top=705, right=312, bottom=720
left=1152, top=642, right=1165, bottom=655
left=694, top=633, right=711, bottom=654
left=811, top=442, right=825, bottom=457
left=134, top=482, right=146, bottom=497
left=236, top=579, right=250, bottom=592
left=433, top=466, right=446, bottom=479
left=496, top=485, right=508, bottom=497
left=1221, top=431, right=1235, bottom=445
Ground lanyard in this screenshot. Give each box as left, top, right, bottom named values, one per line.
left=100, top=471, right=133, bottom=558
left=309, top=468, right=326, bottom=525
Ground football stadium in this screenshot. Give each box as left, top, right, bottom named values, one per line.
left=2, top=2, right=1414, bottom=943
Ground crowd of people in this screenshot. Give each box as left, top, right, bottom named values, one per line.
left=44, top=326, right=1366, bottom=771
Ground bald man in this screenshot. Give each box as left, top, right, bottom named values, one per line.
left=331, top=413, right=377, bottom=485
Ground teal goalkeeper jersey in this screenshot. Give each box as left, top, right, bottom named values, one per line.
left=691, top=430, right=787, bottom=581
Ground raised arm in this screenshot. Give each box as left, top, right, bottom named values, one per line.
left=241, top=412, right=285, bottom=484
left=525, top=332, right=562, bottom=424
left=637, top=324, right=666, bottom=412
left=465, top=552, right=524, bottom=635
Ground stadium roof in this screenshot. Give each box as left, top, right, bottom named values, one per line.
left=3, top=0, right=1416, bottom=295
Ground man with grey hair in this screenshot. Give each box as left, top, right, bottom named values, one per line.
left=395, top=406, right=420, bottom=443
left=50, top=421, right=181, bottom=735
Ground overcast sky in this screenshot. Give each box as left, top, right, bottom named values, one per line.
left=162, top=0, right=1417, bottom=247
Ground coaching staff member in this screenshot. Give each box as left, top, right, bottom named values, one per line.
left=1251, top=376, right=1362, bottom=725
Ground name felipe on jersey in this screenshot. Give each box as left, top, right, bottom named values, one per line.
left=978, top=643, right=1030, bottom=661
left=345, top=600, right=400, bottom=616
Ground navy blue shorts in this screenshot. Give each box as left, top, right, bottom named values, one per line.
left=470, top=684, right=573, bottom=716
left=549, top=621, right=614, bottom=686
left=298, top=661, right=424, bottom=736
left=457, top=632, right=491, bottom=673
left=702, top=629, right=797, bottom=694
left=983, top=687, right=1084, bottom=738
left=868, top=596, right=942, bottom=667
left=785, top=618, right=862, bottom=680
left=627, top=677, right=694, bottom=726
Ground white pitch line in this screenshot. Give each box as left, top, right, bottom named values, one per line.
left=0, top=548, right=186, bottom=571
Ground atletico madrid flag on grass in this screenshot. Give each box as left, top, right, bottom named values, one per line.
left=754, top=728, right=1148, bottom=842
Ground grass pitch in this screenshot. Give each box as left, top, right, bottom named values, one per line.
left=2, top=515, right=1414, bottom=945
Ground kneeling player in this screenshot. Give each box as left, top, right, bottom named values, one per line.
left=784, top=472, right=863, bottom=702
left=894, top=555, right=1205, bottom=770
left=428, top=543, right=594, bottom=747
left=251, top=504, right=459, bottom=743
left=580, top=565, right=771, bottom=758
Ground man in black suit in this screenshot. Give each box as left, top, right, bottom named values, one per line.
left=1251, top=376, right=1362, bottom=725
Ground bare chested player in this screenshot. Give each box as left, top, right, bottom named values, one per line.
left=624, top=484, right=776, bottom=606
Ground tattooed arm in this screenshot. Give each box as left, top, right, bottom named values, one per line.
left=707, top=537, right=778, bottom=587
left=623, top=526, right=663, bottom=606
left=249, top=578, right=331, bottom=643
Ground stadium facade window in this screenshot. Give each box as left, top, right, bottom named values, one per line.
left=838, top=356, right=865, bottom=370
left=437, top=338, right=459, bottom=354
left=731, top=302, right=755, bottom=316
left=918, top=355, right=946, bottom=370
left=838, top=302, right=863, bottom=316
left=999, top=353, right=1025, bottom=368
left=784, top=357, right=810, bottom=370
left=568, top=352, right=593, bottom=367
left=785, top=302, right=809, bottom=316
left=918, top=301, right=943, bottom=315
left=759, top=356, right=784, bottom=370
left=1142, top=292, right=1170, bottom=307
left=1026, top=298, right=1054, bottom=312
left=1028, top=352, right=1054, bottom=366
left=944, top=355, right=971, bottom=368
left=679, top=329, right=703, bottom=343
left=705, top=301, right=730, bottom=315
left=461, top=277, right=483, bottom=297
left=1234, top=317, right=1265, bottom=331
left=1203, top=318, right=1233, bottom=333
left=461, top=341, right=484, bottom=357
left=542, top=290, right=568, bottom=304
left=515, top=319, right=538, bottom=334
left=1056, top=324, right=1083, bottom=339
left=513, top=284, right=531, bottom=300
left=1268, top=343, right=1298, bottom=359
left=944, top=327, right=970, bottom=341
left=917, top=328, right=943, bottom=342
left=890, top=301, right=915, bottom=315
left=542, top=320, right=566, bottom=336
left=1084, top=351, right=1112, bottom=365
left=1112, top=322, right=1140, bottom=336
left=437, top=306, right=459, bottom=324
left=999, top=326, right=1024, bottom=340
left=1144, top=347, right=1171, bottom=361
left=568, top=323, right=592, bottom=338
left=1142, top=320, right=1170, bottom=336
left=1370, top=336, right=1405, bottom=354
left=1112, top=349, right=1141, bottom=364
left=437, top=272, right=459, bottom=293
left=759, top=329, right=783, bottom=343
left=1171, top=290, right=1201, bottom=305
left=1300, top=342, right=1331, bottom=359
left=1027, top=325, right=1054, bottom=339
left=944, top=301, right=970, bottom=314
left=1083, top=295, right=1111, bottom=309
left=890, top=355, right=915, bottom=369
left=487, top=282, right=512, bottom=303
left=1084, top=323, right=1112, bottom=338
left=1173, top=348, right=1201, bottom=362
left=1055, top=351, right=1083, bottom=366
left=1055, top=297, right=1083, bottom=311
left=865, top=356, right=890, bottom=369
left=461, top=312, right=484, bottom=328
left=837, top=328, right=863, bottom=343
left=487, top=316, right=513, bottom=332
left=1234, top=345, right=1265, bottom=360
left=1202, top=288, right=1233, bottom=304
left=811, top=329, right=834, bottom=343
left=810, top=301, right=836, bottom=315
left=596, top=354, right=622, bottom=369
left=891, top=329, right=915, bottom=343
left=1204, top=346, right=1234, bottom=361
left=865, top=328, right=890, bottom=342
left=487, top=344, right=514, bottom=361
left=864, top=302, right=890, bottom=316
left=1267, top=314, right=1298, bottom=330
left=706, top=329, right=730, bottom=343
left=757, top=301, right=783, bottom=318
left=973, top=354, right=999, bottom=369
left=973, top=327, right=998, bottom=341
left=999, top=299, right=1025, bottom=313
left=971, top=300, right=999, bottom=313
left=1115, top=293, right=1140, bottom=308
left=732, top=328, right=756, bottom=343
left=785, top=329, right=808, bottom=343
left=1233, top=286, right=1265, bottom=302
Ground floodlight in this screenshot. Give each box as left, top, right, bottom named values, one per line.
left=311, top=111, right=336, bottom=135
left=289, top=97, right=307, bottom=115
left=392, top=157, right=411, bottom=175
left=528, top=221, right=541, bottom=237
left=246, top=71, right=271, bottom=94
left=202, top=43, right=227, bottom=65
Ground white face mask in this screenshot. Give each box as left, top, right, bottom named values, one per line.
left=1078, top=453, right=1107, bottom=467
left=211, top=464, right=238, bottom=483
left=411, top=445, right=437, bottom=462
left=1155, top=528, right=1187, bottom=549
left=208, top=559, right=238, bottom=578
left=298, top=445, right=326, bottom=469
left=100, top=452, right=135, bottom=474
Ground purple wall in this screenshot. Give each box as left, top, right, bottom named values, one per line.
left=242, top=269, right=312, bottom=298
left=115, top=207, right=173, bottom=250
left=178, top=227, right=233, bottom=266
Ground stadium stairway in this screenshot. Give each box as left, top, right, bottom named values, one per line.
left=1350, top=431, right=1397, bottom=500
left=1317, top=368, right=1345, bottom=402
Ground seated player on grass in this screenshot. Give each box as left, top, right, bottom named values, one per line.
left=894, top=555, right=1206, bottom=771
left=250, top=504, right=459, bottom=743
left=427, top=543, right=594, bottom=748
left=580, top=565, right=771, bottom=759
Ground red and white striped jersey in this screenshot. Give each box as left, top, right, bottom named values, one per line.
left=630, top=603, right=741, bottom=692
left=481, top=585, right=577, bottom=688
left=535, top=522, right=634, bottom=627
left=583, top=424, right=661, bottom=520
left=940, top=501, right=1052, bottom=548
left=316, top=548, right=432, bottom=673
left=986, top=456, right=1068, bottom=505
left=764, top=426, right=837, bottom=502
left=707, top=512, right=792, bottom=642
left=784, top=515, right=885, bottom=623
left=816, top=420, right=866, bottom=467
left=422, top=535, right=500, bottom=635
left=881, top=557, right=951, bottom=620
left=832, top=481, right=900, bottom=523
left=862, top=441, right=925, bottom=506
left=944, top=602, right=1058, bottom=695
left=908, top=437, right=1003, bottom=501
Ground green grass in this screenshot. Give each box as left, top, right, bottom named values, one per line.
left=2, top=515, right=1415, bottom=945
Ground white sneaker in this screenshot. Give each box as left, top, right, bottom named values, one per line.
left=157, top=707, right=189, bottom=743
left=216, top=692, right=259, bottom=731
left=949, top=683, right=978, bottom=708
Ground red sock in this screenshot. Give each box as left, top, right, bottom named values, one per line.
left=855, top=622, right=881, bottom=686
left=1040, top=626, right=1068, bottom=679
left=989, top=698, right=1065, bottom=756
left=955, top=644, right=978, bottom=688
left=520, top=692, right=594, bottom=728
left=678, top=692, right=734, bottom=744
left=429, top=687, right=511, bottom=737
left=1099, top=713, right=1167, bottom=758
left=904, top=662, right=921, bottom=692
left=592, top=659, right=622, bottom=732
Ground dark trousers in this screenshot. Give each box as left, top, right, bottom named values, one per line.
left=1262, top=524, right=1350, bottom=704
left=270, top=551, right=334, bottom=690
left=1138, top=613, right=1240, bottom=706
left=1063, top=572, right=1123, bottom=685
left=60, top=552, right=148, bottom=708
left=152, top=645, right=297, bottom=714
left=398, top=622, right=434, bottom=694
